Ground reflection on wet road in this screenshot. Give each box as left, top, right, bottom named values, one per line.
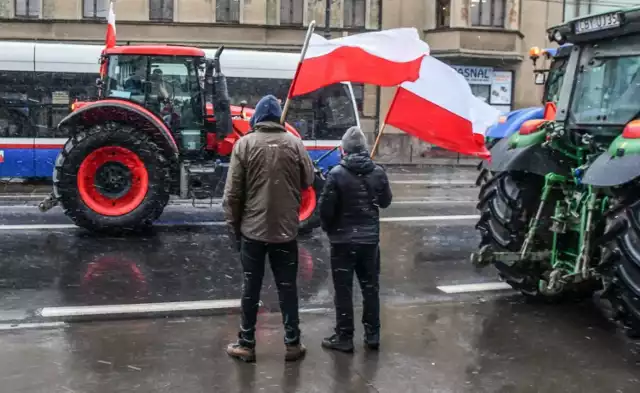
left=0, top=206, right=495, bottom=320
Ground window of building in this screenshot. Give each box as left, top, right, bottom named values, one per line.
left=563, top=0, right=636, bottom=22
left=149, top=0, right=174, bottom=21
left=83, top=0, right=108, bottom=19
left=436, top=0, right=450, bottom=28
left=15, top=0, right=40, bottom=18
left=280, top=0, right=304, bottom=25
left=216, top=0, right=240, bottom=23
left=344, top=0, right=366, bottom=28
left=470, top=0, right=505, bottom=28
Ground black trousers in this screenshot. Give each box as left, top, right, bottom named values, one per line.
left=330, top=243, right=380, bottom=338
left=238, top=236, right=300, bottom=348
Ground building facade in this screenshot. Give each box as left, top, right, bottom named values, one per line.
left=0, top=0, right=630, bottom=162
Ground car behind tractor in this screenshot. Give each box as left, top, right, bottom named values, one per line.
left=472, top=6, right=640, bottom=338
left=39, top=45, right=324, bottom=233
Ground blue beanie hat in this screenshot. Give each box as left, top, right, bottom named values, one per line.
left=249, top=95, right=282, bottom=127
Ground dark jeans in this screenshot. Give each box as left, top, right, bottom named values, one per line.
left=238, top=236, right=300, bottom=348
left=330, top=243, right=380, bottom=338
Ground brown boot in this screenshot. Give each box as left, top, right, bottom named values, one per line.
left=226, top=342, right=256, bottom=362
left=285, top=343, right=306, bottom=362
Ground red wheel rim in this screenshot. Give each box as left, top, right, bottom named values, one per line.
left=77, top=146, right=149, bottom=216
left=299, top=186, right=316, bottom=222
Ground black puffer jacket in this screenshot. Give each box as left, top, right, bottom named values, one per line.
left=319, top=152, right=392, bottom=244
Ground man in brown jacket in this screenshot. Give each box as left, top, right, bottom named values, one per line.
left=223, top=94, right=315, bottom=363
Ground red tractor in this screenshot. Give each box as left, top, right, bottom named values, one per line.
left=38, top=45, right=324, bottom=233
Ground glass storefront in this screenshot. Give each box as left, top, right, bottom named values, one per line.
left=451, top=65, right=514, bottom=114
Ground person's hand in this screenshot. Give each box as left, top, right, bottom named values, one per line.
left=226, top=223, right=242, bottom=252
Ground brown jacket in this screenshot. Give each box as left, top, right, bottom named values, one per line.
left=222, top=121, right=315, bottom=243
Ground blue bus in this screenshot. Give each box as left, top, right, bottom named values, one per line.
left=0, top=41, right=359, bottom=179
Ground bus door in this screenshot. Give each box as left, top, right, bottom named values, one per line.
left=0, top=104, right=36, bottom=178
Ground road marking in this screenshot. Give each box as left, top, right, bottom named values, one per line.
left=0, top=322, right=67, bottom=331
left=390, top=200, right=474, bottom=205
left=39, top=299, right=242, bottom=318
left=0, top=221, right=227, bottom=230
left=381, top=215, right=480, bottom=222
left=436, top=282, right=513, bottom=294
left=391, top=180, right=475, bottom=186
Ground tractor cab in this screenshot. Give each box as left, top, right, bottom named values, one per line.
left=99, top=46, right=210, bottom=155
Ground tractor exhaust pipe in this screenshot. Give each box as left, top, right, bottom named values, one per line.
left=206, top=46, right=232, bottom=139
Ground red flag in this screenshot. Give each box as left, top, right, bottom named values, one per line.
left=288, top=28, right=430, bottom=98
left=384, top=56, right=500, bottom=159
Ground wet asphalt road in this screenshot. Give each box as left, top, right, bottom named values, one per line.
left=0, top=177, right=639, bottom=392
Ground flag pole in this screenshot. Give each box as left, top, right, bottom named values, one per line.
left=371, top=87, right=401, bottom=159
left=370, top=122, right=386, bottom=159
left=281, top=20, right=317, bottom=124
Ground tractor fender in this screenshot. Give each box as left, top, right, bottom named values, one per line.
left=58, top=99, right=179, bottom=160
left=582, top=152, right=640, bottom=187
left=486, top=107, right=544, bottom=140
left=487, top=136, right=571, bottom=176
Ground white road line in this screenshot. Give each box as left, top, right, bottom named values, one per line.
left=39, top=299, right=242, bottom=318
left=0, top=200, right=475, bottom=209
left=0, top=322, right=67, bottom=331
left=436, top=282, right=513, bottom=294
left=391, top=180, right=475, bottom=186
left=381, top=215, right=480, bottom=222
left=390, top=200, right=474, bottom=205
left=0, top=221, right=227, bottom=230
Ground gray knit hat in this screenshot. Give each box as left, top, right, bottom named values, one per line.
left=341, top=126, right=368, bottom=154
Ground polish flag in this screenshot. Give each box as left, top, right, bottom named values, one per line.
left=105, top=1, right=116, bottom=49
left=288, top=28, right=430, bottom=98
left=384, top=56, right=500, bottom=159
left=100, top=1, right=116, bottom=77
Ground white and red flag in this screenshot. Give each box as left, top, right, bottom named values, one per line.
left=99, top=1, right=116, bottom=77
left=384, top=56, right=500, bottom=159
left=105, top=0, right=117, bottom=49
left=288, top=28, right=430, bottom=98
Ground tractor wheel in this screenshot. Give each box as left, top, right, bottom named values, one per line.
left=54, top=123, right=171, bottom=233
left=475, top=171, right=571, bottom=301
left=298, top=170, right=326, bottom=235
left=601, top=200, right=640, bottom=338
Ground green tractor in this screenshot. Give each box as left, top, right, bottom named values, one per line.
left=472, top=6, right=640, bottom=338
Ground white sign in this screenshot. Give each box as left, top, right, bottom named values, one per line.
left=452, top=66, right=494, bottom=85
left=490, top=71, right=512, bottom=105
left=575, top=12, right=620, bottom=34
left=51, top=91, right=69, bottom=105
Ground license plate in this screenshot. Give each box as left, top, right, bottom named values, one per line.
left=574, top=12, right=620, bottom=34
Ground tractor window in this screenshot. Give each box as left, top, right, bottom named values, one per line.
left=543, top=57, right=567, bottom=104
left=105, top=55, right=203, bottom=131
left=571, top=54, right=640, bottom=125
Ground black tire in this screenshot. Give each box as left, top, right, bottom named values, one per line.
left=476, top=170, right=568, bottom=300
left=54, top=122, right=171, bottom=233
left=298, top=170, right=326, bottom=235
left=601, top=200, right=640, bottom=338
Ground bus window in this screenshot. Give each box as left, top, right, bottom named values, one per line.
left=314, top=83, right=358, bottom=140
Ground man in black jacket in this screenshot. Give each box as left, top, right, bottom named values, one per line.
left=318, top=126, right=393, bottom=352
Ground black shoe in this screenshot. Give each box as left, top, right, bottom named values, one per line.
left=321, top=334, right=354, bottom=353
left=364, top=332, right=380, bottom=350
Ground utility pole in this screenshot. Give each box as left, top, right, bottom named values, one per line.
left=324, top=0, right=331, bottom=39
